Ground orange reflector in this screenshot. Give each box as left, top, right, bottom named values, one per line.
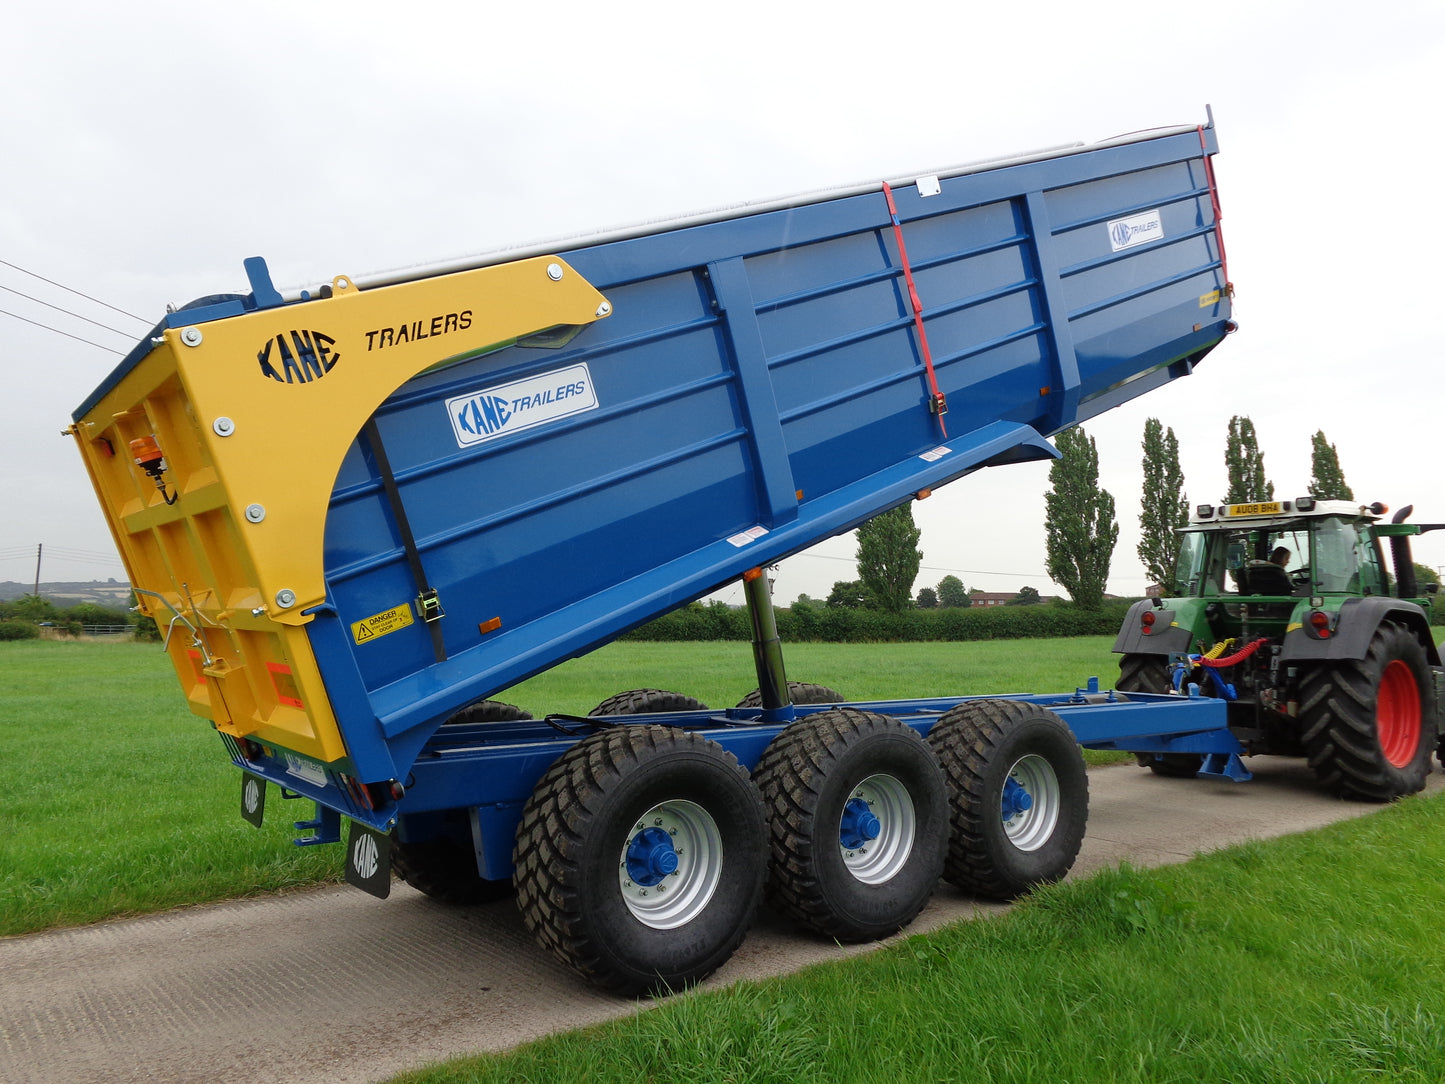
left=742, top=567, right=763, bottom=583
left=478, top=616, right=503, bottom=634
left=795, top=489, right=804, bottom=501
left=916, top=487, right=933, bottom=500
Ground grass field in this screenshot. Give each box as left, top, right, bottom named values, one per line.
left=0, top=635, right=1125, bottom=936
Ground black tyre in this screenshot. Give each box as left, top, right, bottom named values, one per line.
left=753, top=709, right=948, bottom=942
left=1118, top=654, right=1203, bottom=777
left=1299, top=623, right=1437, bottom=801
left=443, top=699, right=533, bottom=724
left=590, top=689, right=709, bottom=715
left=927, top=700, right=1089, bottom=900
left=513, top=725, right=766, bottom=996
left=736, top=681, right=845, bottom=708
left=391, top=811, right=513, bottom=904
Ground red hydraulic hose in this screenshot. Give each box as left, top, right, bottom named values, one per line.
left=1196, top=637, right=1270, bottom=668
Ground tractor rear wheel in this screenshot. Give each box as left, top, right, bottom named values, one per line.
left=1299, top=623, right=1436, bottom=801
left=1118, top=654, right=1204, bottom=778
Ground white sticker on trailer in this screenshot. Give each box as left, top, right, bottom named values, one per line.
left=1107, top=208, right=1164, bottom=251
left=447, top=363, right=598, bottom=448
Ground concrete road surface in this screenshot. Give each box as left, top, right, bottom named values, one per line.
left=2, top=758, right=1438, bottom=1084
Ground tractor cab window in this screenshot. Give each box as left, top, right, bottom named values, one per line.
left=1308, top=516, right=1383, bottom=594
left=1175, top=532, right=1208, bottom=594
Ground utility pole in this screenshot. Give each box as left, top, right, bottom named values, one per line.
left=34, top=543, right=42, bottom=597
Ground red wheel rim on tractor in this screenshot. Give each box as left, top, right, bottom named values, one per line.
left=1377, top=660, right=1422, bottom=768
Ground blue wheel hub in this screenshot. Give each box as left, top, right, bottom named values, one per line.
left=839, top=796, right=882, bottom=851
left=625, top=826, right=679, bottom=887
left=1001, top=776, right=1034, bottom=822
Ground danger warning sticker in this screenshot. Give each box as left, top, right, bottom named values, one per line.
left=351, top=603, right=415, bottom=645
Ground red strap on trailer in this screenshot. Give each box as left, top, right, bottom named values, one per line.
left=1197, top=126, right=1233, bottom=296
left=881, top=181, right=948, bottom=437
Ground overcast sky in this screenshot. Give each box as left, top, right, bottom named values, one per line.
left=3, top=0, right=1442, bottom=606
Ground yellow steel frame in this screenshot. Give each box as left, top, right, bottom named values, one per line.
left=69, top=256, right=610, bottom=764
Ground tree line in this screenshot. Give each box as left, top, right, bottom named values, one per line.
left=0, top=594, right=158, bottom=641
left=822, top=416, right=1379, bottom=614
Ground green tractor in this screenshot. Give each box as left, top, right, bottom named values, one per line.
left=1114, top=497, right=1445, bottom=800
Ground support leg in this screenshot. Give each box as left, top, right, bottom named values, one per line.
left=743, top=567, right=791, bottom=718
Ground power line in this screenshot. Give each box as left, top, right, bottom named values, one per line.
left=0, top=258, right=150, bottom=324
left=0, top=282, right=140, bottom=340
left=0, top=306, right=125, bottom=355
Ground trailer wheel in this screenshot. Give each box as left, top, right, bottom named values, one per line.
left=1118, top=655, right=1203, bottom=778
left=391, top=812, right=513, bottom=904
left=736, top=682, right=845, bottom=708
left=590, top=689, right=710, bottom=715
left=752, top=709, right=947, bottom=942
left=1299, top=623, right=1436, bottom=801
left=513, top=725, right=766, bottom=996
left=443, top=699, right=533, bottom=724
left=927, top=700, right=1088, bottom=900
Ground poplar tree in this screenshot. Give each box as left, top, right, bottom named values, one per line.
left=1225, top=416, right=1273, bottom=503
left=855, top=504, right=922, bottom=612
left=1045, top=426, right=1118, bottom=609
left=1138, top=418, right=1188, bottom=590
left=1307, top=431, right=1354, bottom=500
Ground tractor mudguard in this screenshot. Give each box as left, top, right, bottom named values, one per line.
left=1281, top=596, right=1440, bottom=665
left=1113, top=600, right=1194, bottom=657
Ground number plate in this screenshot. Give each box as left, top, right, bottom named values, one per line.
left=1226, top=502, right=1283, bottom=518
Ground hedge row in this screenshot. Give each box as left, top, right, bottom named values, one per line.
left=622, top=601, right=1136, bottom=643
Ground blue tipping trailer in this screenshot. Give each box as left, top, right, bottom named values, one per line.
left=70, top=114, right=1239, bottom=994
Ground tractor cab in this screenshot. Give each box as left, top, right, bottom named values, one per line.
left=1174, top=499, right=1393, bottom=637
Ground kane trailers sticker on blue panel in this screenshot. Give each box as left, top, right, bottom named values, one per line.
left=447, top=363, right=598, bottom=447
left=1107, top=208, right=1164, bottom=251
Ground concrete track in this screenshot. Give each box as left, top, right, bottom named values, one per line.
left=2, top=758, right=1437, bottom=1084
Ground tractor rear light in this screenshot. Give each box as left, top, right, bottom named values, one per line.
left=1140, top=610, right=1156, bottom=633
left=1307, top=610, right=1333, bottom=639
left=1195, top=504, right=1215, bottom=519
left=1369, top=502, right=1388, bottom=516
left=1294, top=496, right=1315, bottom=512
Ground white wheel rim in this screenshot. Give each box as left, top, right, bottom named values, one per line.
left=1001, top=754, right=1060, bottom=852
left=839, top=773, right=916, bottom=884
left=618, top=800, right=723, bottom=929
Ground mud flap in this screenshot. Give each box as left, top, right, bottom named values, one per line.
left=345, top=821, right=392, bottom=899
left=240, top=772, right=266, bottom=828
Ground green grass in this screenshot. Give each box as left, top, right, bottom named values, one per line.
left=0, top=636, right=1125, bottom=936
left=392, top=793, right=1445, bottom=1084
left=0, top=641, right=339, bottom=935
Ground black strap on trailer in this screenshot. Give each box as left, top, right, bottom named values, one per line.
left=360, top=417, right=447, bottom=663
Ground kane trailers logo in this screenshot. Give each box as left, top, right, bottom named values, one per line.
left=1107, top=208, right=1164, bottom=252
left=446, top=363, right=598, bottom=447
left=257, top=329, right=340, bottom=384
